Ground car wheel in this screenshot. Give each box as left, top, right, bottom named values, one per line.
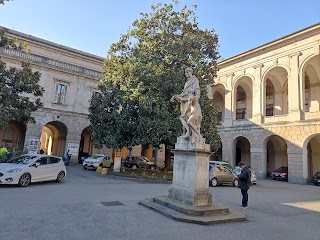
left=83, top=166, right=87, bottom=170
left=132, top=165, right=137, bottom=169
left=211, top=178, right=218, bottom=187
left=233, top=179, right=239, bottom=187
left=18, top=173, right=31, bottom=187
left=56, top=171, right=65, bottom=183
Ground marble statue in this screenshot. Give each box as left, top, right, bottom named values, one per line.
left=171, top=67, right=203, bottom=141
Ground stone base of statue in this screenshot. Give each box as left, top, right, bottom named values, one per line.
left=139, top=137, right=246, bottom=225
left=168, top=136, right=212, bottom=206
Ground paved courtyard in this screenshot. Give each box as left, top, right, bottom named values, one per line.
left=0, top=164, right=319, bottom=240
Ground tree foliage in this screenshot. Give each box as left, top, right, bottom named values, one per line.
left=0, top=0, right=10, bottom=5
left=0, top=28, right=44, bottom=129
left=89, top=2, right=221, bottom=152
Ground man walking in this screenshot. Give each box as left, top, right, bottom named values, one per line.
left=237, top=161, right=251, bottom=209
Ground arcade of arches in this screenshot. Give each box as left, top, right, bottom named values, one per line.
left=0, top=121, right=166, bottom=167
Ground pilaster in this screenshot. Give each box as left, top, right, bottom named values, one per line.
left=223, top=73, right=234, bottom=127
left=287, top=147, right=305, bottom=184
left=252, top=64, right=264, bottom=124
left=288, top=52, right=302, bottom=121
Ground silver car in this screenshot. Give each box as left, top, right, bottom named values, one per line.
left=209, top=165, right=239, bottom=187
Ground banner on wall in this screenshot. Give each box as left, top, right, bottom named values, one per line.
left=115, top=148, right=122, bottom=158
left=67, top=143, right=79, bottom=157
left=28, top=139, right=39, bottom=154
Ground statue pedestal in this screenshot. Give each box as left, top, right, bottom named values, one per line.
left=168, top=137, right=212, bottom=206
left=139, top=137, right=246, bottom=225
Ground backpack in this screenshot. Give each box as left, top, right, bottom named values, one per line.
left=247, top=168, right=252, bottom=187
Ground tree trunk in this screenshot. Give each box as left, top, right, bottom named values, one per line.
left=153, top=146, right=158, bottom=169
left=165, top=147, right=173, bottom=171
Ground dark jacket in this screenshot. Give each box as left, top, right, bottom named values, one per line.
left=238, top=166, right=251, bottom=191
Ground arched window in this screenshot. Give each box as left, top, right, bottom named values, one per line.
left=266, top=79, right=275, bottom=116
left=236, top=86, right=246, bottom=120
left=305, top=74, right=310, bottom=112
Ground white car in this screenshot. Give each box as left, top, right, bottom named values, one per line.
left=83, top=154, right=113, bottom=170
left=0, top=154, right=67, bottom=187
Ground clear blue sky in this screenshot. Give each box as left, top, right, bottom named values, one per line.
left=1, top=0, right=319, bottom=59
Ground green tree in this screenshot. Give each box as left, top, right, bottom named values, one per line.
left=0, top=0, right=10, bottom=5
left=0, top=28, right=44, bottom=129
left=89, top=2, right=221, bottom=167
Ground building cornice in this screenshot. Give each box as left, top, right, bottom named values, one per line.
left=217, top=22, right=320, bottom=69
left=1, top=26, right=105, bottom=62
left=0, top=47, right=103, bottom=79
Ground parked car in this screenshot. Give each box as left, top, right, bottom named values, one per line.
left=78, top=152, right=90, bottom=164
left=313, top=172, right=320, bottom=186
left=0, top=154, right=66, bottom=187
left=234, top=166, right=257, bottom=185
left=209, top=161, right=233, bottom=171
left=123, top=156, right=156, bottom=170
left=83, top=154, right=113, bottom=170
left=209, top=165, right=239, bottom=187
left=271, top=166, right=288, bottom=181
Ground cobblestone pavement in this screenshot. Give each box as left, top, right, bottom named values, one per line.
left=0, top=164, right=319, bottom=240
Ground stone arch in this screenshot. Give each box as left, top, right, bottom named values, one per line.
left=232, top=136, right=251, bottom=167
left=262, top=64, right=291, bottom=81
left=302, top=133, right=320, bottom=181
left=263, top=66, right=289, bottom=116
left=233, top=76, right=253, bottom=120
left=211, top=83, right=226, bottom=122
left=263, top=135, right=288, bottom=178
left=0, top=120, right=26, bottom=151
left=300, top=54, right=320, bottom=112
left=79, top=126, right=93, bottom=157
left=299, top=52, right=320, bottom=75
left=40, top=121, right=68, bottom=156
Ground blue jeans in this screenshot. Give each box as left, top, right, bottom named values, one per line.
left=241, top=189, right=248, bottom=207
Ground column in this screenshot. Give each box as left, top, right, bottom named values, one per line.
left=250, top=147, right=266, bottom=179
left=252, top=64, right=263, bottom=124
left=287, top=145, right=305, bottom=184
left=24, top=122, right=43, bottom=153
left=288, top=52, right=302, bottom=121
left=65, top=133, right=81, bottom=164
left=223, top=73, right=234, bottom=127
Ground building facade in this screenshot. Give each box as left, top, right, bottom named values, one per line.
left=209, top=23, right=320, bottom=184
left=0, top=27, right=166, bottom=166
left=1, top=24, right=319, bottom=181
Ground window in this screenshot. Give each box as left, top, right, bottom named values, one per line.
left=49, top=157, right=60, bottom=164
left=236, top=108, right=246, bottom=120
left=266, top=104, right=274, bottom=116
left=36, top=157, right=48, bottom=165
left=266, top=79, right=275, bottom=99
left=217, top=112, right=222, bottom=122
left=92, top=91, right=100, bottom=97
left=237, top=92, right=246, bottom=103
left=54, top=83, right=67, bottom=104
left=305, top=75, right=310, bottom=112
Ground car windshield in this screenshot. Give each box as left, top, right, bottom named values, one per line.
left=91, top=155, right=104, bottom=159
left=276, top=167, right=288, bottom=171
left=8, top=155, right=37, bottom=165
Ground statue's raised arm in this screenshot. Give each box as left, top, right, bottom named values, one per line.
left=171, top=67, right=203, bottom=142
